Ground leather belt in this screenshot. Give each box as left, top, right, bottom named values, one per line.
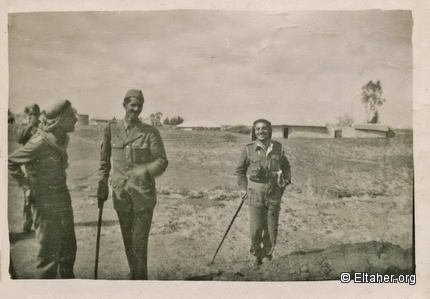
left=249, top=178, right=269, bottom=184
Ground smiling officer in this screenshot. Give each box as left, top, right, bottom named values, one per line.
left=236, top=119, right=291, bottom=267
left=97, top=89, right=168, bottom=280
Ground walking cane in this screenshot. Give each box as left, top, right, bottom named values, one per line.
left=209, top=193, right=247, bottom=265
left=94, top=201, right=104, bottom=279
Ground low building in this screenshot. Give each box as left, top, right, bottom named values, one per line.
left=176, top=120, right=221, bottom=131
left=90, top=117, right=116, bottom=126
left=77, top=114, right=89, bottom=126
left=140, top=117, right=152, bottom=125
left=270, top=116, right=330, bottom=139
left=342, top=124, right=394, bottom=138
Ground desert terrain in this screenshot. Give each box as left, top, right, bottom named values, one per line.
left=8, top=125, right=414, bottom=281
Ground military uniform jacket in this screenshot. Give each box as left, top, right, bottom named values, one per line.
left=8, top=130, right=71, bottom=209
left=99, top=119, right=168, bottom=212
left=236, top=140, right=291, bottom=192
left=16, top=123, right=39, bottom=145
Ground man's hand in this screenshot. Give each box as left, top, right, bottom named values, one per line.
left=128, top=166, right=151, bottom=181
left=30, top=117, right=37, bottom=126
left=280, top=180, right=291, bottom=196
left=240, top=190, right=247, bottom=199
left=97, top=180, right=109, bottom=208
left=23, top=188, right=33, bottom=206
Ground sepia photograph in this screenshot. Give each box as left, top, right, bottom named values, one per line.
left=1, top=1, right=429, bottom=298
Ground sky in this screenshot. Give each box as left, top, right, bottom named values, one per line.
left=8, top=10, right=413, bottom=128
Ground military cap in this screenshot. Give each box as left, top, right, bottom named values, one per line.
left=44, top=100, right=72, bottom=119
left=24, top=103, right=41, bottom=115
left=124, top=89, right=144, bottom=100
left=253, top=118, right=271, bottom=127
left=251, top=118, right=272, bottom=141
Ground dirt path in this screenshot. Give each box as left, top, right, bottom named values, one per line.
left=7, top=127, right=414, bottom=280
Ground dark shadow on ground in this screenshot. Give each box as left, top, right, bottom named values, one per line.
left=208, top=259, right=249, bottom=266
left=185, top=241, right=414, bottom=281
left=9, top=257, right=18, bottom=279
left=186, top=271, right=223, bottom=281
left=74, top=220, right=119, bottom=227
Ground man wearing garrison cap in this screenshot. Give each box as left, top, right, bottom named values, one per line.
left=9, top=99, right=78, bottom=279
left=98, top=89, right=168, bottom=280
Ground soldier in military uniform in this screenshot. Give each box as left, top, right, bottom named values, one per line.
left=16, top=104, right=41, bottom=145
left=15, top=104, right=41, bottom=232
left=97, top=89, right=168, bottom=280
left=236, top=119, right=291, bottom=266
left=9, top=100, right=78, bottom=279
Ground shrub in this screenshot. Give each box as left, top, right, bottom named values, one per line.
left=224, top=125, right=251, bottom=135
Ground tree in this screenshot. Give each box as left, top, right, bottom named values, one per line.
left=369, top=110, right=379, bottom=124
left=170, top=116, right=184, bottom=126
left=361, top=80, right=385, bottom=123
left=163, top=118, right=170, bottom=125
left=337, top=113, right=354, bottom=127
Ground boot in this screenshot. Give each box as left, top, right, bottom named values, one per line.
left=249, top=256, right=262, bottom=267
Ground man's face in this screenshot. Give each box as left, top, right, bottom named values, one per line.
left=255, top=122, right=270, bottom=143
left=61, top=110, right=78, bottom=133
left=124, top=97, right=143, bottom=120
left=28, top=109, right=40, bottom=125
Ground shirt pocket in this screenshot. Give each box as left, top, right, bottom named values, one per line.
left=111, top=140, right=124, bottom=160
left=248, top=156, right=261, bottom=174
left=132, top=146, right=150, bottom=163
left=270, top=155, right=280, bottom=171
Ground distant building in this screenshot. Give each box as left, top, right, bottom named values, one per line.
left=149, top=115, right=162, bottom=127
left=140, top=117, right=152, bottom=125
left=90, top=117, right=116, bottom=126
left=342, top=124, right=395, bottom=138
left=77, top=114, right=89, bottom=126
left=269, top=116, right=330, bottom=139
left=176, top=120, right=221, bottom=131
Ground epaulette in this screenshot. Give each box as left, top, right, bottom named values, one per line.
left=106, top=120, right=119, bottom=135
left=137, top=121, right=152, bottom=129
left=105, top=120, right=117, bottom=128
left=245, top=141, right=255, bottom=157
left=271, top=140, right=284, bottom=153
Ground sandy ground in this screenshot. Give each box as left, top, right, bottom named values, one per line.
left=8, top=126, right=414, bottom=280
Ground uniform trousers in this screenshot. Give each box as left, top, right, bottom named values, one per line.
left=22, top=198, right=33, bottom=231
left=247, top=181, right=281, bottom=259
left=117, top=208, right=153, bottom=280
left=21, top=167, right=33, bottom=232
left=32, top=204, right=77, bottom=279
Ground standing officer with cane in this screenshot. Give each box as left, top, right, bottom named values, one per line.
left=97, top=89, right=168, bottom=280
left=236, top=119, right=291, bottom=267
